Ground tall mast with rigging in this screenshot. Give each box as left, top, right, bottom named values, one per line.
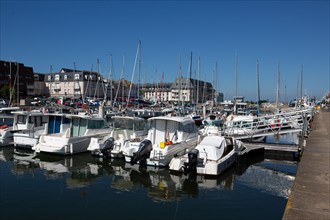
left=256, top=59, right=260, bottom=107
left=276, top=62, right=281, bottom=108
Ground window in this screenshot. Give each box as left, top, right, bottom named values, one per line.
left=74, top=74, right=80, bottom=80
left=48, top=75, right=52, bottom=81
left=64, top=75, right=67, bottom=80
left=17, top=115, right=27, bottom=124
left=88, top=119, right=109, bottom=129
left=55, top=75, right=60, bottom=81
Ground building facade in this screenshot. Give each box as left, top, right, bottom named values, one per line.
left=46, top=68, right=112, bottom=100
left=170, top=77, right=215, bottom=105
left=27, top=73, right=47, bottom=97
left=140, top=77, right=216, bottom=105
left=0, top=60, right=34, bottom=101
left=141, top=82, right=172, bottom=103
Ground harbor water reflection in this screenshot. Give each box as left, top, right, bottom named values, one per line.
left=0, top=146, right=298, bottom=220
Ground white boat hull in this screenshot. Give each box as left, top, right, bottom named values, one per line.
left=124, top=139, right=198, bottom=167
left=34, top=135, right=93, bottom=155
left=170, top=149, right=237, bottom=176
left=13, top=133, right=40, bottom=149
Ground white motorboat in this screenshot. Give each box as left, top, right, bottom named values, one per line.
left=33, top=114, right=111, bottom=155
left=169, top=135, right=245, bottom=176
left=224, top=115, right=259, bottom=136
left=199, top=114, right=224, bottom=136
left=0, top=107, right=20, bottom=146
left=12, top=110, right=48, bottom=149
left=87, top=115, right=148, bottom=158
left=122, top=116, right=200, bottom=167
left=32, top=113, right=71, bottom=152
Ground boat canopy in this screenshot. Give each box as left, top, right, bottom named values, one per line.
left=195, top=136, right=226, bottom=161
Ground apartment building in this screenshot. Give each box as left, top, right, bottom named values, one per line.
left=140, top=77, right=216, bottom=105
left=45, top=68, right=112, bottom=100
left=0, top=60, right=34, bottom=100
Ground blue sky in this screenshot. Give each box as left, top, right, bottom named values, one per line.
left=1, top=0, right=329, bottom=102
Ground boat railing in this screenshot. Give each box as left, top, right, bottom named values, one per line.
left=223, top=109, right=312, bottom=139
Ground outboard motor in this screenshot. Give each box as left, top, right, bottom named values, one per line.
left=131, top=139, right=152, bottom=166
left=101, top=137, right=115, bottom=157
left=183, top=149, right=199, bottom=176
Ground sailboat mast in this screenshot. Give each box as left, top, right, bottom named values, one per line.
left=189, top=51, right=193, bottom=103
left=137, top=40, right=141, bottom=100
left=94, top=59, right=100, bottom=100
left=127, top=41, right=140, bottom=107
left=178, top=55, right=183, bottom=108
left=215, top=62, right=218, bottom=106
left=300, top=65, right=303, bottom=99
left=196, top=56, right=200, bottom=105
left=8, top=61, right=12, bottom=106
left=109, top=54, right=113, bottom=106
left=16, top=62, right=19, bottom=106
left=256, top=59, right=260, bottom=106
left=276, top=62, right=280, bottom=108
left=235, top=53, right=238, bottom=97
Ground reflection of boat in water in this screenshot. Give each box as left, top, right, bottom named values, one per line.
left=109, top=161, right=199, bottom=201
left=0, top=145, right=14, bottom=162
left=9, top=146, right=297, bottom=200
left=11, top=149, right=104, bottom=188
left=102, top=158, right=237, bottom=201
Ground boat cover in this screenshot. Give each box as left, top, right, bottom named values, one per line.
left=195, top=136, right=226, bottom=161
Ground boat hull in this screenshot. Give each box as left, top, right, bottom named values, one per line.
left=34, top=135, right=93, bottom=155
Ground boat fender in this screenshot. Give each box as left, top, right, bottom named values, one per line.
left=131, top=139, right=153, bottom=166
left=0, top=125, right=9, bottom=129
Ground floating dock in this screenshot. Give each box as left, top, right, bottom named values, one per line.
left=241, top=142, right=300, bottom=154
left=282, top=110, right=330, bottom=220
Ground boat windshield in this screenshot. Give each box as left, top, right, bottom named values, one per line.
left=113, top=118, right=147, bottom=131
left=204, top=120, right=222, bottom=127
left=17, top=115, right=27, bottom=124
left=87, top=119, right=110, bottom=129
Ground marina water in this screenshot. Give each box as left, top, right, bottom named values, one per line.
left=0, top=146, right=298, bottom=220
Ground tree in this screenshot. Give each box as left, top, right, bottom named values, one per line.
left=0, top=85, right=11, bottom=99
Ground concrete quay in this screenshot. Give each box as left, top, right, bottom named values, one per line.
left=282, top=110, right=329, bottom=220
